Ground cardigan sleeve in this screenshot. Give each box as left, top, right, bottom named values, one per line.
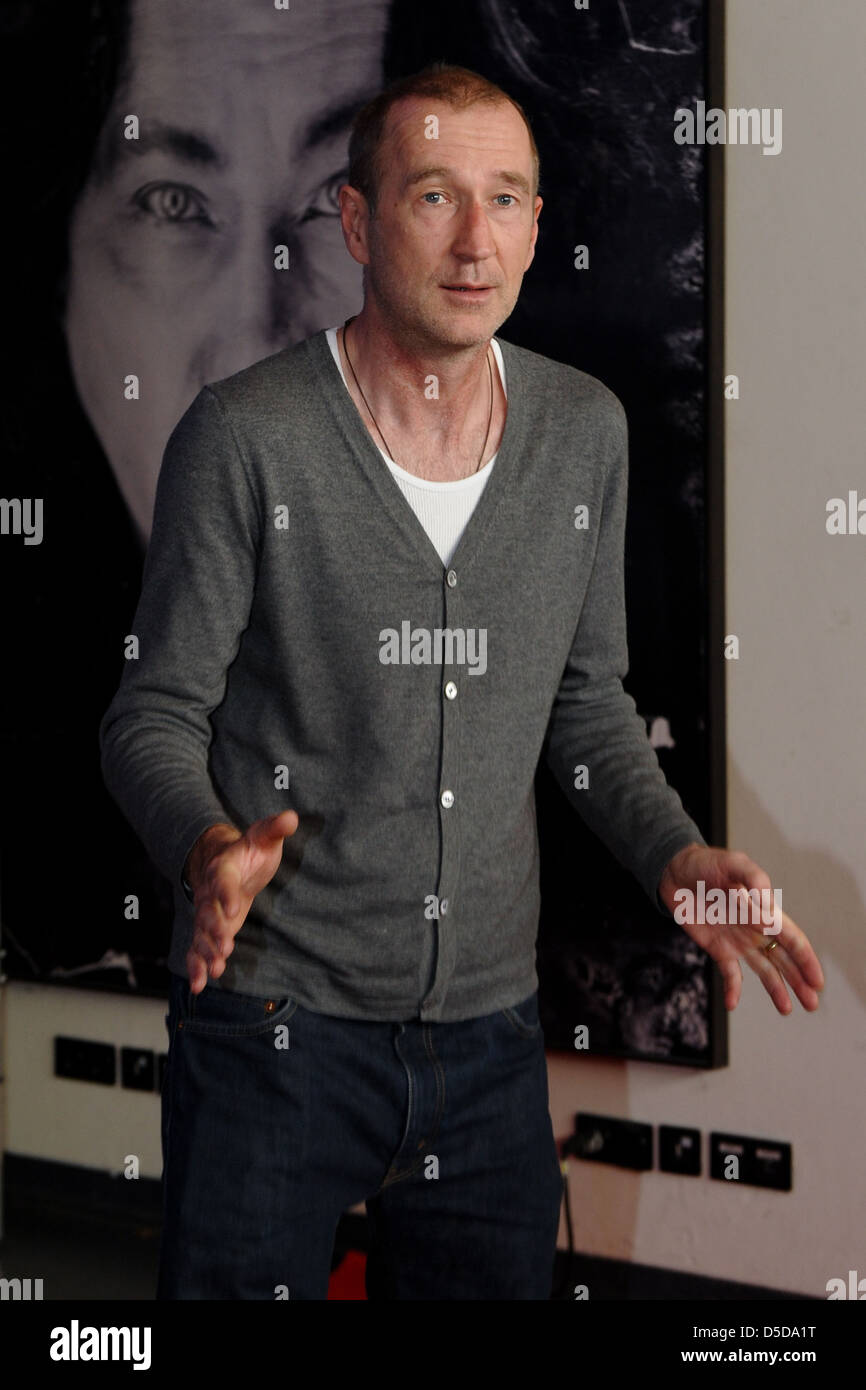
left=98, top=386, right=262, bottom=897
left=541, top=395, right=706, bottom=911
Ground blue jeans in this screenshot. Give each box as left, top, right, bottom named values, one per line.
left=157, top=973, right=562, bottom=1300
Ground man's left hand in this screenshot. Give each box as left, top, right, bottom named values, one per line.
left=658, top=843, right=825, bottom=1014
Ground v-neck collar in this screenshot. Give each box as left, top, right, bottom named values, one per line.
left=305, top=326, right=527, bottom=580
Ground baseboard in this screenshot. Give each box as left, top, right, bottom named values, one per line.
left=4, top=1154, right=163, bottom=1228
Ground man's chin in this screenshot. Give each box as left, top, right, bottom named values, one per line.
left=423, top=307, right=506, bottom=349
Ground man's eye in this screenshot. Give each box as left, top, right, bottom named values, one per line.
left=301, top=171, right=347, bottom=222
left=133, top=182, right=212, bottom=224
left=420, top=192, right=515, bottom=207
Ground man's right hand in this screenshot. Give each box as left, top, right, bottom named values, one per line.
left=183, top=810, right=299, bottom=994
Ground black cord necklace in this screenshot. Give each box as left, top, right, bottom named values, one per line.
left=341, top=316, right=495, bottom=475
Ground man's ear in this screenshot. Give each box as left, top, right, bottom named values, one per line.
left=339, top=184, right=372, bottom=268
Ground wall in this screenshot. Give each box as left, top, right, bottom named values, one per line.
left=4, top=984, right=163, bottom=1178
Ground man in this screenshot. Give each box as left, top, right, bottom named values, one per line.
left=100, top=63, right=824, bottom=1301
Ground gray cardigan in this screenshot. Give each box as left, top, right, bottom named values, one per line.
left=99, top=327, right=705, bottom=1021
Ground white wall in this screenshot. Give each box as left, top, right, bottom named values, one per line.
left=4, top=983, right=164, bottom=1178
left=548, top=0, right=866, bottom=1297
left=3, top=0, right=864, bottom=1297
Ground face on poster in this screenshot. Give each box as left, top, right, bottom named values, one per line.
left=63, top=0, right=389, bottom=543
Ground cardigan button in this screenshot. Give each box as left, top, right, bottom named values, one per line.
left=440, top=790, right=454, bottom=809
left=444, top=681, right=457, bottom=700
left=445, top=569, right=457, bottom=587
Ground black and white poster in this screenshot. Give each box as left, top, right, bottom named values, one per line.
left=1, top=0, right=721, bottom=1064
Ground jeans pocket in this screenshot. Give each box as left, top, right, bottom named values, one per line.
left=179, top=980, right=299, bottom=1038
left=499, top=991, right=542, bottom=1039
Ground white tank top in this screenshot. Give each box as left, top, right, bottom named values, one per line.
left=326, top=327, right=507, bottom=567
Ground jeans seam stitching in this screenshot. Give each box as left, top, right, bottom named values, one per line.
left=422, top=1025, right=446, bottom=1138
left=383, top=1025, right=414, bottom=1184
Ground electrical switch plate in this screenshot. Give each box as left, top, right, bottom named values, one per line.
left=568, top=1112, right=652, bottom=1171
left=54, top=1036, right=116, bottom=1086
left=710, top=1131, right=792, bottom=1190
left=659, top=1124, right=701, bottom=1175
left=121, top=1047, right=155, bottom=1092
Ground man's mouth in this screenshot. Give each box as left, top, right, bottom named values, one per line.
left=441, top=284, right=495, bottom=299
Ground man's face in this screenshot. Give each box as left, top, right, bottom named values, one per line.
left=347, top=96, right=542, bottom=351
left=63, top=0, right=388, bottom=542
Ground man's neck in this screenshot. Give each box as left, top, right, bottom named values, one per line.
left=340, top=304, right=497, bottom=442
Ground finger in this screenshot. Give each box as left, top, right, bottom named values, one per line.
left=750, top=943, right=793, bottom=1015
left=192, top=895, right=235, bottom=960
left=205, top=932, right=236, bottom=979
left=250, top=809, right=299, bottom=853
left=209, top=950, right=231, bottom=981
left=743, top=906, right=824, bottom=1000
left=195, top=884, right=237, bottom=951
left=190, top=929, right=221, bottom=971
left=192, top=895, right=241, bottom=983
left=717, top=955, right=743, bottom=1011
left=186, top=948, right=208, bottom=996
left=758, top=938, right=821, bottom=1013
left=192, top=892, right=227, bottom=953
left=729, top=881, right=779, bottom=932
left=770, top=911, right=825, bottom=993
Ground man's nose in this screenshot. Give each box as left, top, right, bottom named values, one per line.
left=450, top=200, right=495, bottom=262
